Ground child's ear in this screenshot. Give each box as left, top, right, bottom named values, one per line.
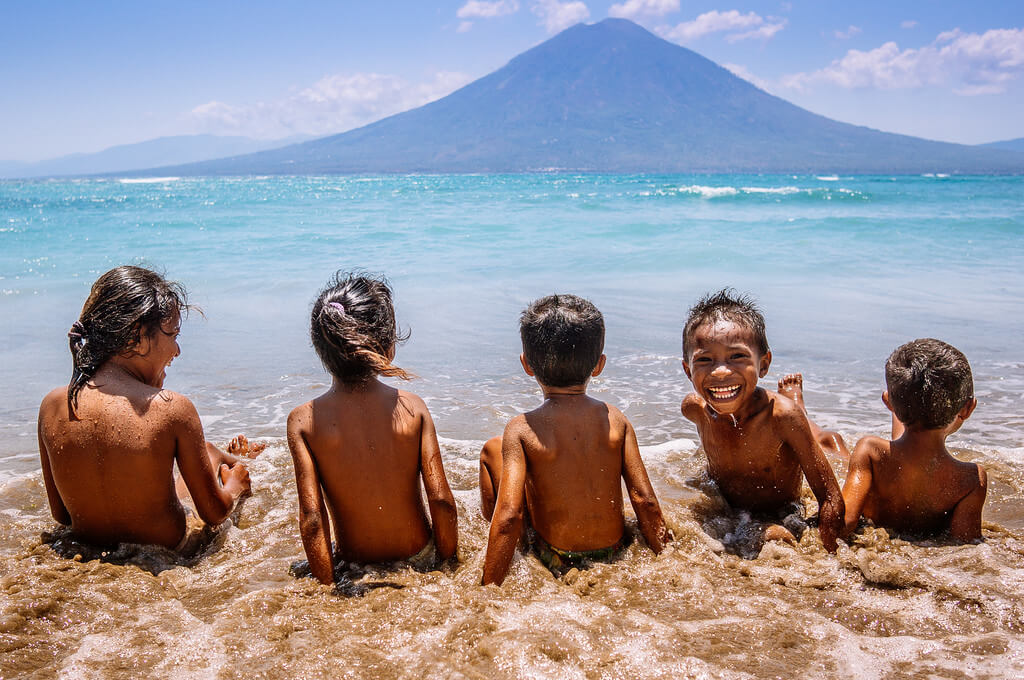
left=758, top=350, right=772, bottom=378
left=959, top=397, right=978, bottom=421
left=881, top=391, right=893, bottom=412
left=681, top=358, right=692, bottom=380
left=519, top=353, right=535, bottom=377
left=128, top=329, right=152, bottom=357
left=592, top=354, right=607, bottom=377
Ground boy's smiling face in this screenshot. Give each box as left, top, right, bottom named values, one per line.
left=683, top=319, right=771, bottom=416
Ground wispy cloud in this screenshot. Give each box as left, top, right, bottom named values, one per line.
left=531, top=0, right=590, bottom=34
left=781, top=27, right=1024, bottom=96
left=723, top=63, right=771, bottom=91
left=608, top=0, right=679, bottom=21
left=657, top=10, right=786, bottom=44
left=189, top=71, right=472, bottom=139
left=901, top=20, right=918, bottom=29
left=456, top=1, right=520, bottom=32
left=834, top=25, right=861, bottom=40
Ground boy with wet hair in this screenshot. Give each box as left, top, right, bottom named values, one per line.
left=681, top=289, right=845, bottom=551
left=482, top=294, right=669, bottom=585
left=841, top=339, right=986, bottom=541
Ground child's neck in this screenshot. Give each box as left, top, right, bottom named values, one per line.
left=540, top=383, right=589, bottom=399
left=893, top=427, right=951, bottom=459
left=330, top=376, right=382, bottom=393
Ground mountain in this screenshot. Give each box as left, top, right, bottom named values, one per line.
left=979, top=138, right=1024, bottom=153
left=0, top=134, right=315, bottom=179
left=134, top=19, right=1023, bottom=175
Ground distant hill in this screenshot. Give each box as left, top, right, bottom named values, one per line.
left=979, top=138, right=1024, bottom=153
left=0, top=134, right=315, bottom=179
left=138, top=19, right=1023, bottom=175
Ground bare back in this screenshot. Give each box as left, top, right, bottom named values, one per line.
left=38, top=375, right=189, bottom=548
left=512, top=395, right=629, bottom=551
left=847, top=435, right=986, bottom=537
left=289, top=381, right=438, bottom=563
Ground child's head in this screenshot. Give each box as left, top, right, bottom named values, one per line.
left=69, top=265, right=191, bottom=406
left=885, top=338, right=974, bottom=431
left=682, top=289, right=769, bottom=361
left=519, top=294, right=605, bottom=387
left=310, top=272, right=411, bottom=385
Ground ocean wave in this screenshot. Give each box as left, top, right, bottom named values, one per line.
left=118, top=177, right=180, bottom=184
left=678, top=185, right=739, bottom=198
left=669, top=184, right=865, bottom=201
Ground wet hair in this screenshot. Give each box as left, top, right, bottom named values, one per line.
left=310, top=272, right=411, bottom=385
left=682, top=288, right=769, bottom=360
left=885, top=338, right=973, bottom=430
left=68, top=266, right=190, bottom=410
left=519, top=294, right=605, bottom=387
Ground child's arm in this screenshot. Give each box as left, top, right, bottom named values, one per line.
left=621, top=419, right=670, bottom=553
left=174, top=396, right=249, bottom=526
left=37, top=398, right=70, bottom=525
left=482, top=419, right=527, bottom=586
left=478, top=436, right=502, bottom=521
left=950, top=465, right=987, bottom=542
left=778, top=405, right=844, bottom=552
left=418, top=407, right=458, bottom=561
left=840, top=437, right=878, bottom=538
left=286, top=405, right=335, bottom=585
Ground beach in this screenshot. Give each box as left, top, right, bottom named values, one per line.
left=2, top=174, right=1023, bottom=677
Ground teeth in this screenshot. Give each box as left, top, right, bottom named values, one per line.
left=708, top=386, right=740, bottom=399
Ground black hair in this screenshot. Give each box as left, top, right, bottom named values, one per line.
left=310, top=272, right=410, bottom=385
left=68, top=266, right=190, bottom=410
left=682, top=288, right=769, bottom=359
left=885, top=338, right=973, bottom=430
left=519, top=294, right=605, bottom=387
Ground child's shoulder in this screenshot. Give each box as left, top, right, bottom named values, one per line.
left=681, top=392, right=706, bottom=420
left=851, top=435, right=891, bottom=463
left=395, top=388, right=430, bottom=416
left=287, top=400, right=314, bottom=430
left=39, top=386, right=66, bottom=414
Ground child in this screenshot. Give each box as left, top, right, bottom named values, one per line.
left=841, top=338, right=986, bottom=541
left=680, top=289, right=844, bottom=551
left=287, top=273, right=458, bottom=585
left=482, top=294, right=669, bottom=586
left=37, top=266, right=256, bottom=553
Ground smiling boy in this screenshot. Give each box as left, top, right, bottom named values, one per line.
left=680, top=290, right=844, bottom=551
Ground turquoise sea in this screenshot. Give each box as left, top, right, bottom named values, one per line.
left=2, top=174, right=1024, bottom=677
left=2, top=174, right=1022, bottom=468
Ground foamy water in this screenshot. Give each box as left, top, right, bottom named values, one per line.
left=1, top=174, right=1023, bottom=677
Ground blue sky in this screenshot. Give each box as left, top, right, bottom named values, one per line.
left=2, top=1, right=1022, bottom=161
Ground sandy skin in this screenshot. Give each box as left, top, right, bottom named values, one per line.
left=482, top=355, right=669, bottom=586
left=38, top=317, right=255, bottom=550
left=287, top=377, right=458, bottom=585
left=841, top=392, right=986, bottom=541
left=681, top=319, right=844, bottom=552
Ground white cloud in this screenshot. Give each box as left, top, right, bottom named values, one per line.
left=781, top=27, right=1024, bottom=96
left=608, top=0, right=679, bottom=21
left=457, top=1, right=519, bottom=19
left=901, top=20, right=918, bottom=29
left=456, top=1, right=519, bottom=32
left=834, top=25, right=861, bottom=40
left=531, top=0, right=590, bottom=34
left=189, top=71, right=473, bottom=139
left=658, top=10, right=785, bottom=44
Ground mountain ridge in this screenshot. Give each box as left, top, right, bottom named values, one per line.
left=119, top=19, right=1024, bottom=175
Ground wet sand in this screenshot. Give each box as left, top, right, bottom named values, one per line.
left=2, top=438, right=1022, bottom=679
